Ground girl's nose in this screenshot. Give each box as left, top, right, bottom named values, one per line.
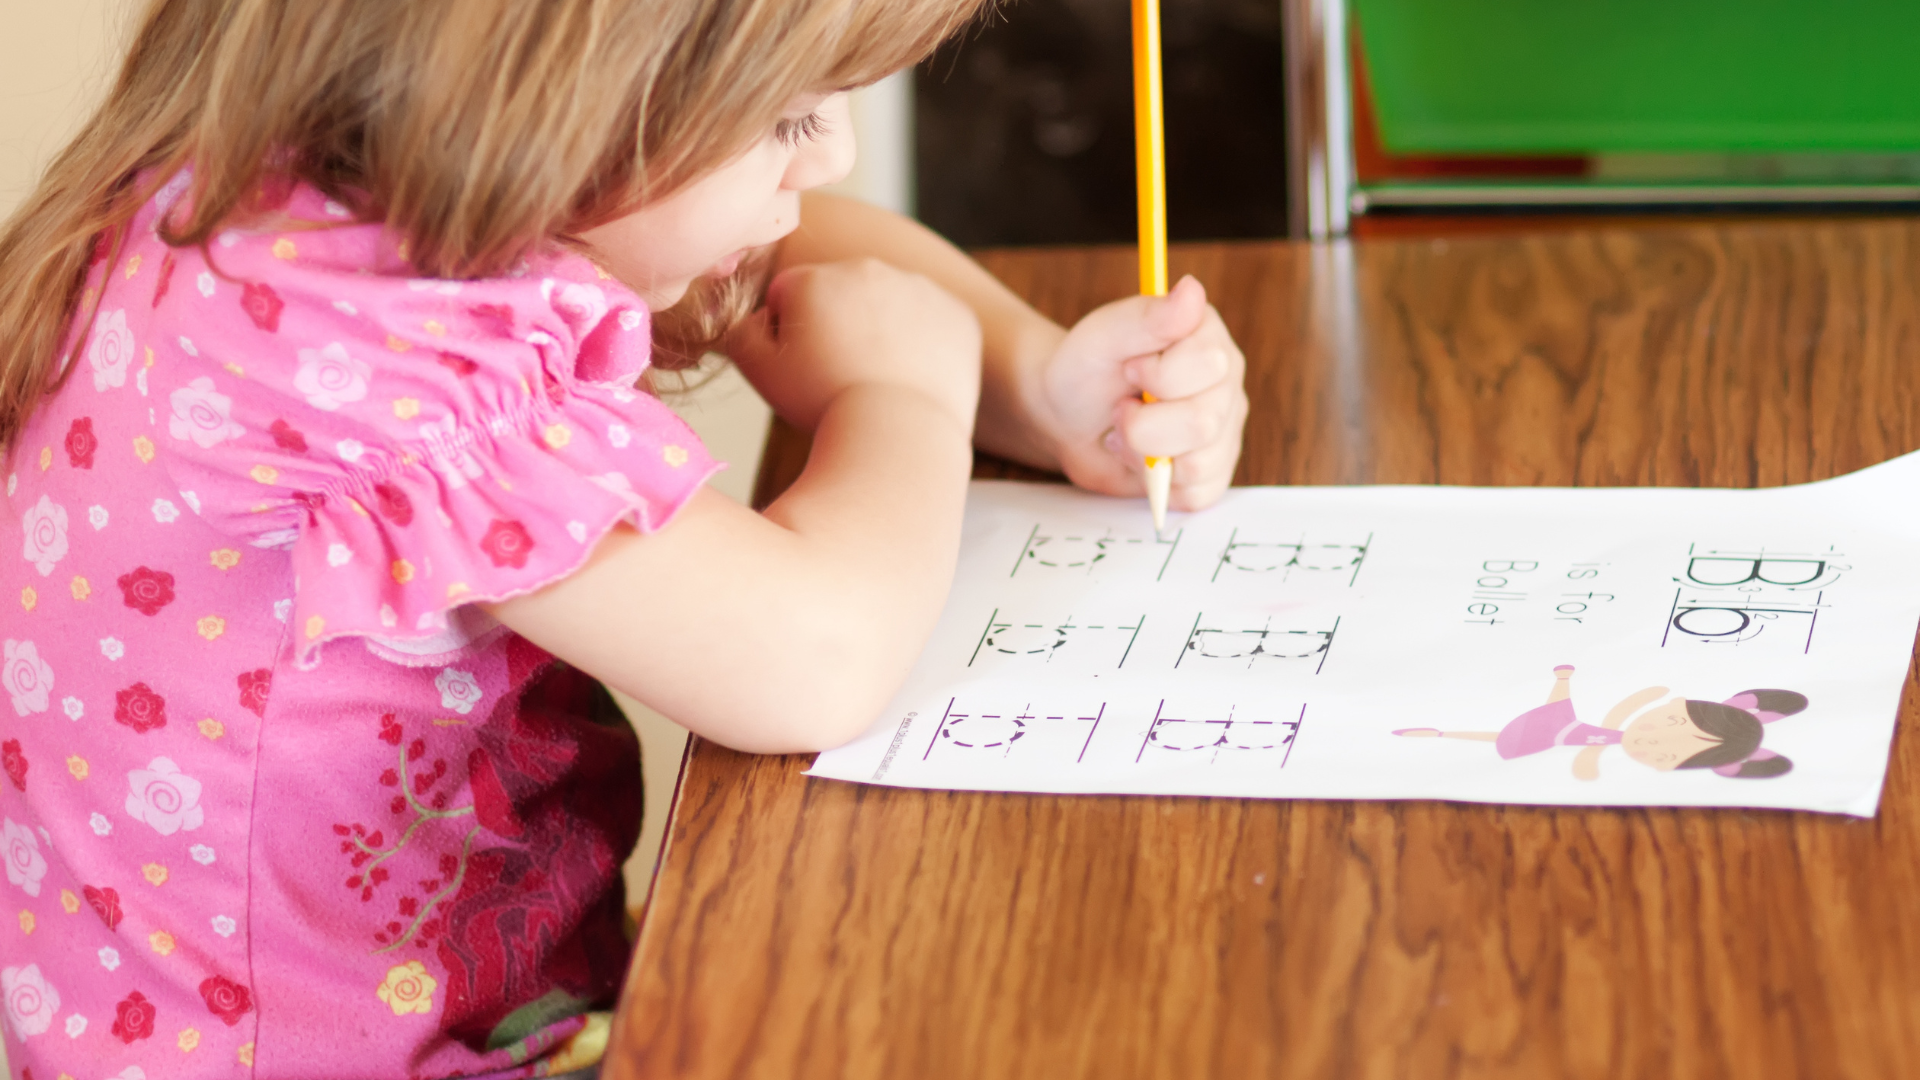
left=784, top=92, right=857, bottom=191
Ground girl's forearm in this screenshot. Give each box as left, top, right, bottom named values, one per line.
left=780, top=192, right=1068, bottom=470
left=484, top=384, right=972, bottom=754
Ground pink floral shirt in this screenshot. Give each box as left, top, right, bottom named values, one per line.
left=1, top=174, right=717, bottom=1078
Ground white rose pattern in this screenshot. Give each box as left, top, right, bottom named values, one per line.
left=124, top=757, right=207, bottom=836
left=2, top=640, right=54, bottom=716
left=1, top=962, right=59, bottom=1039
left=606, top=423, right=632, bottom=448
left=98, top=946, right=120, bottom=971
left=100, top=637, right=125, bottom=661
left=191, top=844, right=216, bottom=865
left=327, top=543, right=354, bottom=567
left=167, top=376, right=245, bottom=448
left=293, top=342, right=372, bottom=410
left=435, top=667, right=484, bottom=715
left=65, top=1012, right=87, bottom=1038
left=88, top=504, right=109, bottom=530
left=88, top=309, right=135, bottom=391
left=3, top=818, right=47, bottom=896
left=20, top=495, right=69, bottom=576
left=252, top=527, right=300, bottom=550
left=212, top=915, right=237, bottom=937
left=151, top=498, right=180, bottom=524
left=197, top=270, right=217, bottom=297
left=62, top=695, right=84, bottom=720
left=89, top=813, right=111, bottom=837
left=553, top=282, right=609, bottom=332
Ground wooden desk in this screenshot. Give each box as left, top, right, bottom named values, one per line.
left=608, top=223, right=1920, bottom=1079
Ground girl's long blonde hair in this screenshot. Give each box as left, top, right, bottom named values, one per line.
left=0, top=0, right=987, bottom=446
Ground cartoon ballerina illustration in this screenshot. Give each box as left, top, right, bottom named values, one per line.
left=1393, top=665, right=1804, bottom=780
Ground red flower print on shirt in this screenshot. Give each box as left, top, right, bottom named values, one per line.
left=479, top=520, right=534, bottom=568
left=436, top=352, right=479, bottom=377
left=65, top=416, right=98, bottom=469
left=114, top=683, right=168, bottom=733
left=2, top=739, right=25, bottom=791
left=237, top=668, right=272, bottom=717
left=241, top=281, right=285, bottom=331
left=467, top=303, right=514, bottom=336
left=199, top=975, right=254, bottom=1026
left=84, top=884, right=122, bottom=929
left=117, top=566, right=176, bottom=616
left=152, top=251, right=175, bottom=307
left=112, top=990, right=157, bottom=1043
left=290, top=490, right=326, bottom=526
left=269, top=418, right=308, bottom=453
left=374, top=483, right=413, bottom=527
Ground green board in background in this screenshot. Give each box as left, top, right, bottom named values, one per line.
left=1351, top=0, right=1920, bottom=155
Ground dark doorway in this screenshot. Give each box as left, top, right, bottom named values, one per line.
left=916, top=0, right=1289, bottom=247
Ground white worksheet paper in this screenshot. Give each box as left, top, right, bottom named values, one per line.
left=808, top=452, right=1920, bottom=816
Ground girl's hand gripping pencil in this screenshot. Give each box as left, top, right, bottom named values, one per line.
left=1132, top=0, right=1173, bottom=531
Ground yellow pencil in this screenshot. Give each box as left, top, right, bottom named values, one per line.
left=1131, top=0, right=1173, bottom=532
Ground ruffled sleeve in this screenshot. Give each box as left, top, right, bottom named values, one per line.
left=154, top=198, right=720, bottom=667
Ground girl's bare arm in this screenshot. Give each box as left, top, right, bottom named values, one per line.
left=775, top=193, right=1248, bottom=509
left=484, top=261, right=981, bottom=754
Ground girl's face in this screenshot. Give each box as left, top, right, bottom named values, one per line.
left=1621, top=697, right=1721, bottom=770
left=581, top=91, right=856, bottom=307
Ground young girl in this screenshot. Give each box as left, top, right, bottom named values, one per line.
left=1394, top=666, right=1804, bottom=781
left=0, top=1, right=1248, bottom=1077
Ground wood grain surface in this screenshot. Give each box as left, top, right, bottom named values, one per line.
left=610, top=222, right=1920, bottom=1080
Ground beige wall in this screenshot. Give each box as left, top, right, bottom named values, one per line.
left=0, top=1, right=126, bottom=217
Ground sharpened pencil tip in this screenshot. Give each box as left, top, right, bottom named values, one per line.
left=1144, top=456, right=1172, bottom=534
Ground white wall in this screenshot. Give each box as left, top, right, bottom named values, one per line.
left=0, top=1, right=125, bottom=217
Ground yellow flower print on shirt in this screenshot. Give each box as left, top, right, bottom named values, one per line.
left=377, top=961, right=438, bottom=1016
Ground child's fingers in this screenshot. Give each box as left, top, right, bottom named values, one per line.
left=1166, top=436, right=1240, bottom=510
left=1123, top=307, right=1241, bottom=401
left=1115, top=379, right=1246, bottom=461
left=1071, top=275, right=1210, bottom=369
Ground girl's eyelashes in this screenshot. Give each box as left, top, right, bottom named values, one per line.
left=774, top=111, right=829, bottom=148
